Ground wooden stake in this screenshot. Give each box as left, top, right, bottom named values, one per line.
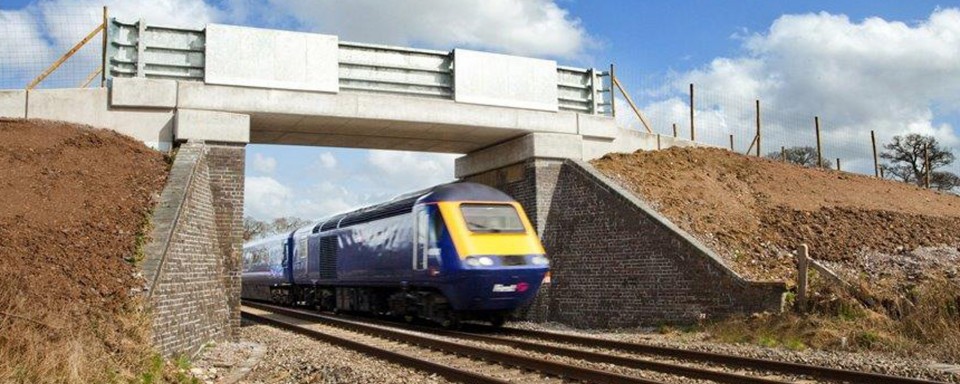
left=612, top=76, right=653, bottom=133
left=871, top=130, right=879, bottom=177
left=755, top=99, right=761, bottom=156
left=100, top=6, right=108, bottom=87
left=79, top=66, right=102, bottom=88
left=925, top=146, right=931, bottom=188
left=815, top=116, right=823, bottom=168
left=656, top=134, right=661, bottom=150
left=781, top=146, right=786, bottom=162
left=27, top=22, right=105, bottom=90
left=689, top=83, right=696, bottom=141
left=880, top=167, right=885, bottom=179
left=797, top=244, right=809, bottom=313
left=836, top=158, right=841, bottom=171
left=729, top=134, right=734, bottom=151
left=609, top=64, right=616, bottom=117
left=672, top=123, right=678, bottom=138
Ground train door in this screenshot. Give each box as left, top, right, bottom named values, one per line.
left=413, top=205, right=442, bottom=276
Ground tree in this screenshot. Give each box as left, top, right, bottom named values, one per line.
left=765, top=146, right=832, bottom=169
left=243, top=216, right=313, bottom=241
left=880, top=134, right=958, bottom=191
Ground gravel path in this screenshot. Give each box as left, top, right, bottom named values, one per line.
left=511, top=321, right=960, bottom=383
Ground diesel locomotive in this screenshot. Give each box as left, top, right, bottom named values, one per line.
left=241, top=182, right=549, bottom=327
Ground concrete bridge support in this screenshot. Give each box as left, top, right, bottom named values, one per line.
left=457, top=133, right=785, bottom=327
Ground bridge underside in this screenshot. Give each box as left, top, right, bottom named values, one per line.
left=249, top=113, right=524, bottom=153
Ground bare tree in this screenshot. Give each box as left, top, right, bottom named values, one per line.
left=880, top=134, right=958, bottom=191
left=765, top=146, right=832, bottom=169
left=243, top=216, right=313, bottom=241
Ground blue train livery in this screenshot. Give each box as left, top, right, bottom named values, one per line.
left=240, top=182, right=549, bottom=326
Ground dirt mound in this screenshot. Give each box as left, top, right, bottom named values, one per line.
left=592, top=147, right=960, bottom=283
left=0, top=119, right=168, bottom=383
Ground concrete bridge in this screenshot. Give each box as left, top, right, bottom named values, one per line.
left=0, top=19, right=784, bottom=356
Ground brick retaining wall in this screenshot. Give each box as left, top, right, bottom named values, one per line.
left=465, top=158, right=784, bottom=327
left=142, top=140, right=244, bottom=355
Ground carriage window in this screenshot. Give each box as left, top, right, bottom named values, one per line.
left=460, top=204, right=524, bottom=233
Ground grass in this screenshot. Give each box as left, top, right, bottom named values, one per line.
left=705, top=278, right=960, bottom=362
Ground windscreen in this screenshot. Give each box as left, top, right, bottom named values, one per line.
left=460, top=204, right=525, bottom=233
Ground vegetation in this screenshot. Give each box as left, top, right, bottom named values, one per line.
left=764, top=146, right=833, bottom=169
left=880, top=134, right=959, bottom=191
left=244, top=216, right=313, bottom=241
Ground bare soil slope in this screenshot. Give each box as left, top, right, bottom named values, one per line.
left=0, top=119, right=168, bottom=383
left=592, top=147, right=960, bottom=283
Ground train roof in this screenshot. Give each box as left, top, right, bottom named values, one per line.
left=312, top=182, right=513, bottom=233
left=243, top=182, right=515, bottom=247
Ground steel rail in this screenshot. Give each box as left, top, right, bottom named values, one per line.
left=241, top=307, right=508, bottom=384
left=497, top=327, right=946, bottom=384
left=243, top=301, right=667, bottom=384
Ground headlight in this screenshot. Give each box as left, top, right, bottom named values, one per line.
left=531, top=255, right=550, bottom=266
left=465, top=256, right=496, bottom=267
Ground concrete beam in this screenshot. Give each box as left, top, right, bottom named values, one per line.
left=455, top=132, right=583, bottom=178
left=175, top=109, right=250, bottom=143
left=26, top=88, right=174, bottom=151
left=111, top=78, right=178, bottom=108
left=0, top=90, right=26, bottom=118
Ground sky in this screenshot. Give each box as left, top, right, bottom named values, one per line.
left=2, top=0, right=959, bottom=220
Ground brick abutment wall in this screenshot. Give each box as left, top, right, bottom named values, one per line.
left=142, top=140, right=245, bottom=356
left=465, top=158, right=785, bottom=327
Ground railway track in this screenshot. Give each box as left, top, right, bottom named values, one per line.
left=243, top=301, right=942, bottom=384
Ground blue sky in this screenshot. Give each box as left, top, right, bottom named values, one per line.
left=3, top=1, right=958, bottom=220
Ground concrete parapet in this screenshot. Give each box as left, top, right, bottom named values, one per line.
left=611, top=128, right=716, bottom=153
left=111, top=78, right=178, bottom=108
left=0, top=90, right=26, bottom=118
left=175, top=109, right=250, bottom=143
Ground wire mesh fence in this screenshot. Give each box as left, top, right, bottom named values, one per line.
left=1, top=6, right=106, bottom=90
left=614, top=69, right=960, bottom=188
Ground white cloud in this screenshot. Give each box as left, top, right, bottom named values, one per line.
left=0, top=9, right=55, bottom=72
left=251, top=153, right=277, bottom=174
left=261, top=0, right=594, bottom=59
left=366, top=150, right=458, bottom=193
left=245, top=176, right=356, bottom=221
left=634, top=9, right=960, bottom=174
left=317, top=152, right=337, bottom=169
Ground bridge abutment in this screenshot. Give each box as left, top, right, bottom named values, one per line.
left=457, top=135, right=785, bottom=327
left=142, top=139, right=246, bottom=355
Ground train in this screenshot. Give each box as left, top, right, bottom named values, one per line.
left=240, top=182, right=550, bottom=327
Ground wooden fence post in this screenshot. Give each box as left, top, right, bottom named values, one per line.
left=101, top=6, right=108, bottom=87
left=672, top=123, right=678, bottom=138
left=815, top=116, right=823, bottom=168
left=689, top=83, right=695, bottom=141
left=836, top=158, right=841, bottom=171
left=656, top=134, right=661, bottom=150
left=871, top=130, right=879, bottom=177
left=609, top=64, right=616, bottom=118
left=781, top=146, right=786, bottom=162
left=797, top=244, right=809, bottom=312
left=755, top=99, right=761, bottom=156
left=925, top=146, right=931, bottom=188
left=729, top=134, right=734, bottom=151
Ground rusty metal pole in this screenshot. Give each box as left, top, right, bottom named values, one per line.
left=870, top=130, right=879, bottom=177
left=689, top=83, right=695, bottom=141
left=101, top=6, right=108, bottom=87
left=815, top=116, right=823, bottom=168
left=755, top=99, right=761, bottom=156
